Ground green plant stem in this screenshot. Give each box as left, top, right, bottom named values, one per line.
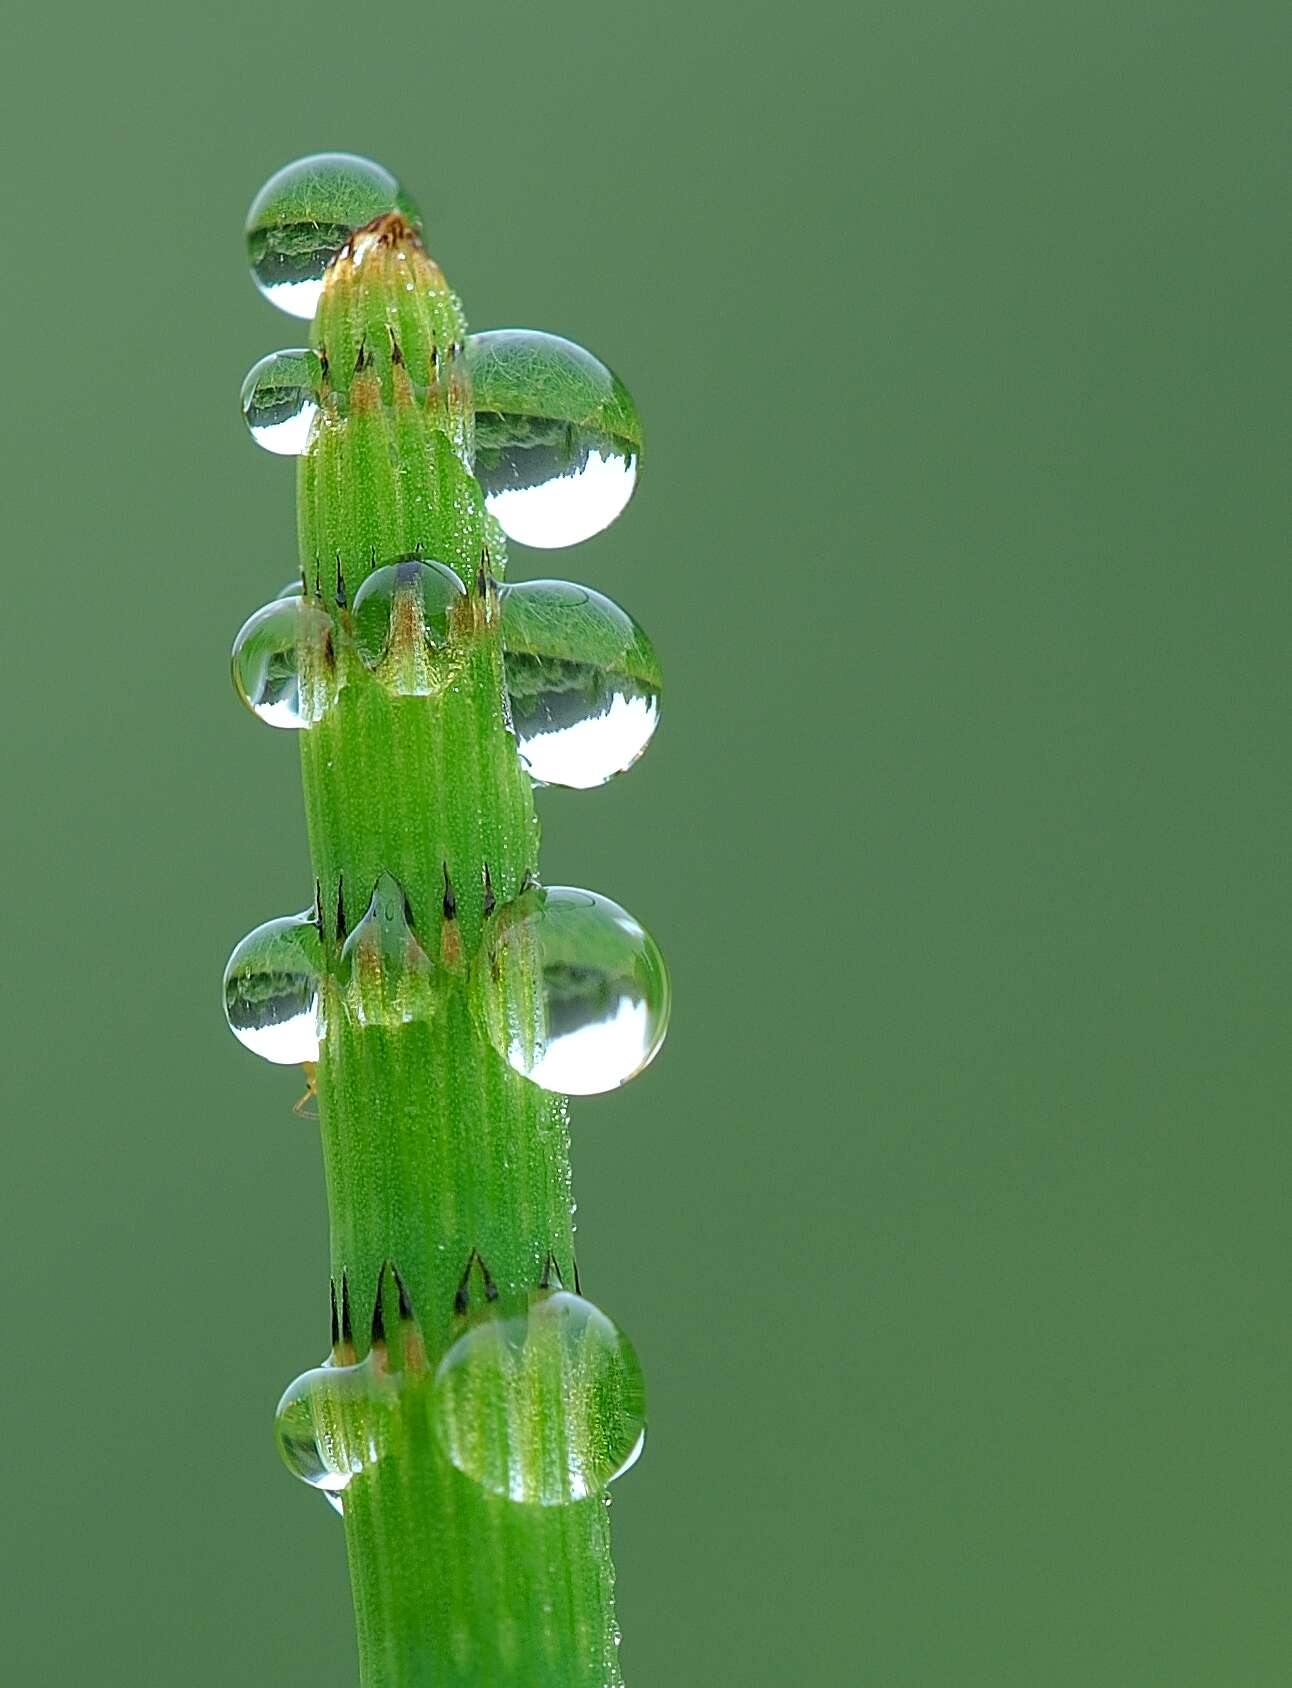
left=295, top=217, right=622, bottom=1688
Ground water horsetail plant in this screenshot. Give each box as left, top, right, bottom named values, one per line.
left=224, top=153, right=668, bottom=1688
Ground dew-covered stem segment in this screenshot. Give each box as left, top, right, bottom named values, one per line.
left=296, top=216, right=621, bottom=1688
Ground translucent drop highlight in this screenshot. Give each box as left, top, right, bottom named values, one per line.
left=231, top=596, right=338, bottom=728
left=473, top=886, right=670, bottom=1094
left=352, top=560, right=467, bottom=695
left=431, top=1290, right=646, bottom=1505
left=246, top=153, right=422, bottom=319
left=223, top=912, right=323, bottom=1065
left=275, top=1358, right=398, bottom=1513
left=500, top=580, right=661, bottom=788
left=467, top=331, right=641, bottom=548
left=340, top=874, right=438, bottom=1029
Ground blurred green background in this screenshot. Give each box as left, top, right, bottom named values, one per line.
left=1, top=2, right=1287, bottom=1682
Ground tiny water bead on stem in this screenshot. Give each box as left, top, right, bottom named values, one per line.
left=227, top=151, right=668, bottom=1688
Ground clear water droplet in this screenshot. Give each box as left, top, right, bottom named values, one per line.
left=431, top=1290, right=646, bottom=1505
left=246, top=153, right=422, bottom=319
left=467, top=331, right=641, bottom=548
left=472, top=886, right=670, bottom=1094
left=341, top=873, right=438, bottom=1028
left=231, top=596, right=338, bottom=728
left=240, top=349, right=321, bottom=454
left=352, top=560, right=467, bottom=696
left=223, top=911, right=323, bottom=1065
left=275, top=1357, right=397, bottom=1511
left=500, top=580, right=660, bottom=788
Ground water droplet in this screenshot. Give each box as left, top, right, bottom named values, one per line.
left=240, top=349, right=321, bottom=454
left=246, top=153, right=422, bottom=319
left=231, top=596, right=338, bottom=728
left=275, top=1357, right=398, bottom=1511
left=223, top=911, right=322, bottom=1065
left=431, top=1290, right=646, bottom=1505
left=472, top=886, right=670, bottom=1094
left=351, top=560, right=467, bottom=695
left=467, top=330, right=641, bottom=548
left=500, top=580, right=660, bottom=788
left=341, top=874, right=438, bottom=1028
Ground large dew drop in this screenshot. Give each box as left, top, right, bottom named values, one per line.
left=275, top=1359, right=397, bottom=1514
left=472, top=886, right=670, bottom=1095
left=340, top=874, right=438, bottom=1029
left=352, top=560, right=467, bottom=696
left=431, top=1290, right=646, bottom=1506
left=223, top=911, right=323, bottom=1065
left=231, top=596, right=338, bottom=729
left=240, top=349, right=321, bottom=455
left=500, top=580, right=661, bottom=788
left=467, top=330, right=641, bottom=549
left=246, top=152, right=422, bottom=319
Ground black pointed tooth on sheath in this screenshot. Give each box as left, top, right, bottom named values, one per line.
left=340, top=1273, right=354, bottom=1347
left=390, top=1261, right=415, bottom=1324
left=371, top=1261, right=390, bottom=1346
left=453, top=1247, right=499, bottom=1313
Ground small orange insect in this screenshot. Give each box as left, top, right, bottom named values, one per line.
left=293, top=1060, right=319, bottom=1119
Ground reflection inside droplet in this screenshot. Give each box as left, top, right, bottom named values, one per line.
left=231, top=596, right=338, bottom=729
left=240, top=348, right=321, bottom=454
left=275, top=1354, right=398, bottom=1511
left=472, top=885, right=670, bottom=1095
left=223, top=910, right=323, bottom=1065
left=500, top=579, right=660, bottom=788
left=467, top=330, right=641, bottom=549
left=351, top=559, right=467, bottom=696
left=485, top=449, right=636, bottom=550
left=528, top=993, right=655, bottom=1094
left=246, top=152, right=422, bottom=320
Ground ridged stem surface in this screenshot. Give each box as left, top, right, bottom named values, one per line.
left=295, top=218, right=620, bottom=1688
